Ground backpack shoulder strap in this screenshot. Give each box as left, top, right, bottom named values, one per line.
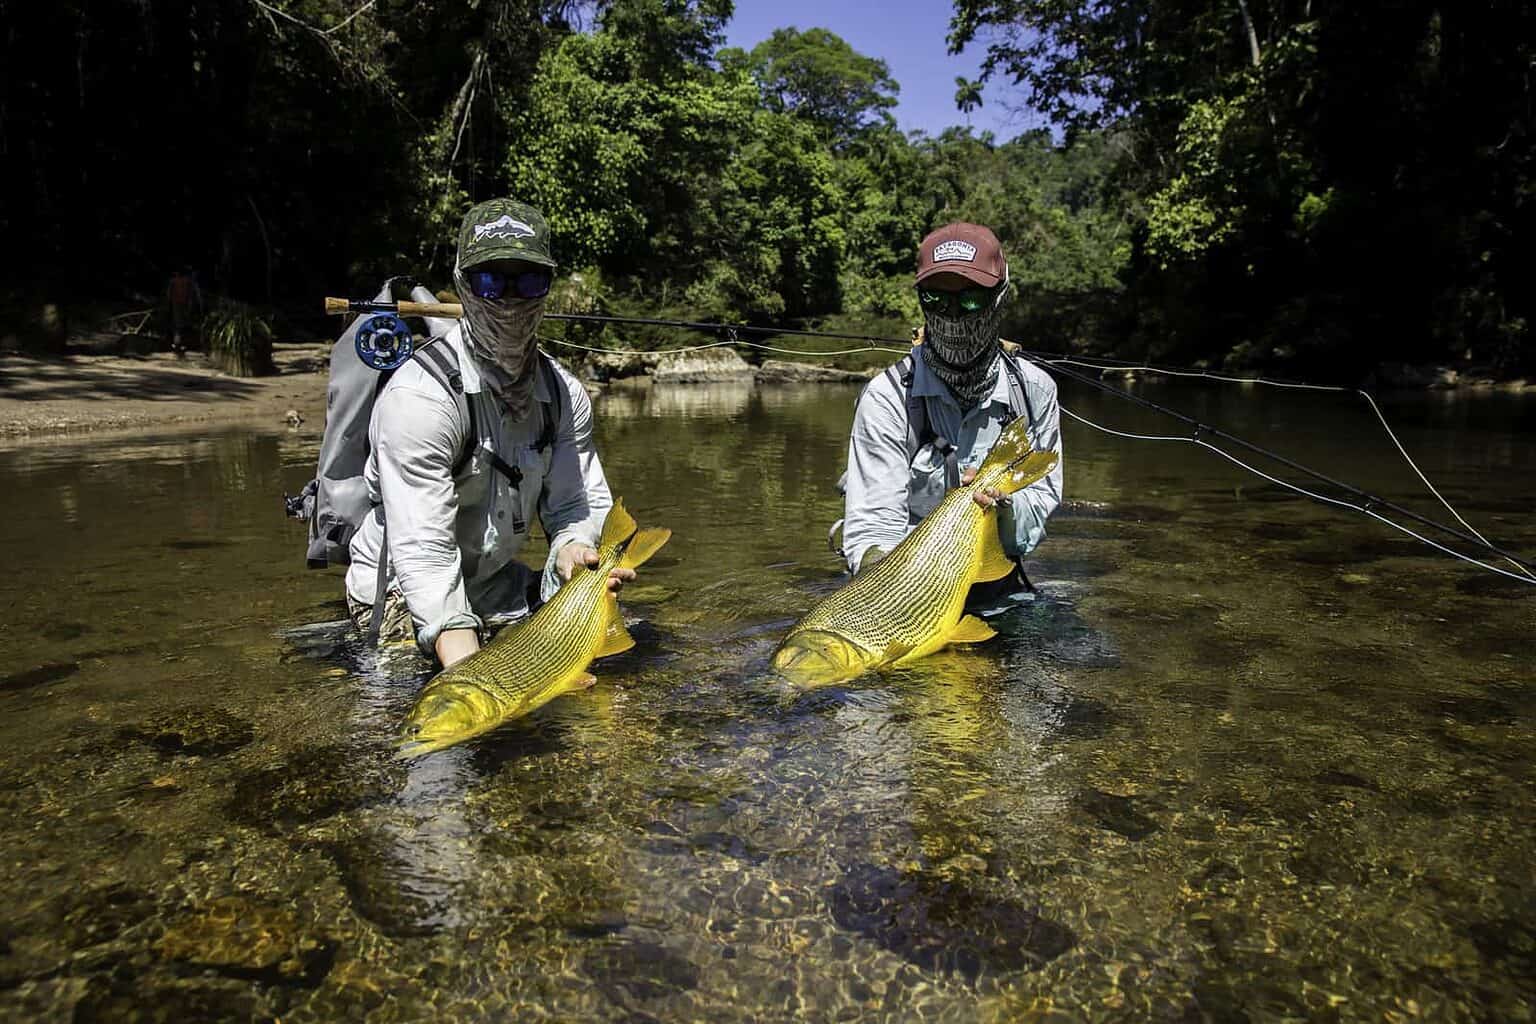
left=998, top=353, right=1036, bottom=432
left=535, top=353, right=564, bottom=454
left=886, top=353, right=932, bottom=459
left=412, top=340, right=478, bottom=475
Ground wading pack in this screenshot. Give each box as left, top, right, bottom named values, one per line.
left=285, top=278, right=563, bottom=571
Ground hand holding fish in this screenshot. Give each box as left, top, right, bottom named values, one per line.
left=557, top=543, right=636, bottom=593
left=960, top=467, right=1006, bottom=509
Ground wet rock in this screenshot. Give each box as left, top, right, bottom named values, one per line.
left=226, top=744, right=403, bottom=830
left=754, top=360, right=870, bottom=384
left=73, top=976, right=260, bottom=1023
left=61, top=883, right=155, bottom=950
left=1075, top=788, right=1160, bottom=841
left=584, top=939, right=700, bottom=1004
left=322, top=836, right=453, bottom=938
left=0, top=661, right=78, bottom=693
left=1193, top=860, right=1243, bottom=892
left=1314, top=769, right=1377, bottom=791
left=1429, top=695, right=1517, bottom=726
left=563, top=909, right=629, bottom=940
left=651, top=348, right=753, bottom=383
left=155, top=896, right=334, bottom=986
left=826, top=863, right=1074, bottom=979
left=122, top=708, right=254, bottom=757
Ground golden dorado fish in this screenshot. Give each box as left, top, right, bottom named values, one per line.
left=397, top=500, right=670, bottom=757
left=773, top=416, right=1058, bottom=687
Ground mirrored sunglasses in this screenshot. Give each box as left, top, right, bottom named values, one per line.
left=916, top=283, right=1001, bottom=316
left=468, top=269, right=553, bottom=301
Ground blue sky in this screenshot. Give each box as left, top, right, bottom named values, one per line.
left=723, top=0, right=1048, bottom=140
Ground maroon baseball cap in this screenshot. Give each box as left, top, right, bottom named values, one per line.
left=915, top=222, right=1007, bottom=288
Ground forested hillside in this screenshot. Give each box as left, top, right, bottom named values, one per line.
left=3, top=0, right=1530, bottom=379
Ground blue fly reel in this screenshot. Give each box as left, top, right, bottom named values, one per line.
left=355, top=313, right=415, bottom=371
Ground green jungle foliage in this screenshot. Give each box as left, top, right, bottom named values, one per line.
left=3, top=0, right=1530, bottom=379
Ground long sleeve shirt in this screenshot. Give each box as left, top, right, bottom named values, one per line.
left=345, top=327, right=611, bottom=656
left=841, top=349, right=1063, bottom=574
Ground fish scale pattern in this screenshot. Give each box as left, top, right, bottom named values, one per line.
left=796, top=489, right=981, bottom=656
left=439, top=548, right=618, bottom=712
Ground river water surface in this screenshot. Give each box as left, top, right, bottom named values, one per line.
left=0, top=378, right=1532, bottom=1022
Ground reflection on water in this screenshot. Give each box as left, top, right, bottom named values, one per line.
left=0, top=381, right=1532, bottom=1021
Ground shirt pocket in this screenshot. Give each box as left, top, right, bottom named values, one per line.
left=906, top=444, right=947, bottom=521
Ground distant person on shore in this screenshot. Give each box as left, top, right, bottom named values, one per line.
left=839, top=222, right=1063, bottom=613
left=166, top=267, right=203, bottom=355
left=345, top=198, right=638, bottom=667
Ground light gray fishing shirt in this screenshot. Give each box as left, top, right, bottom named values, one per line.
left=842, top=349, right=1063, bottom=573
left=346, top=327, right=611, bottom=655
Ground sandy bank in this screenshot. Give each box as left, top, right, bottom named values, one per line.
left=0, top=343, right=331, bottom=445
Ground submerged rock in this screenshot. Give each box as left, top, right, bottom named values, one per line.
left=73, top=977, right=260, bottom=1024
left=0, top=661, right=79, bottom=693
left=155, top=896, right=334, bottom=986
left=226, top=744, right=403, bottom=830
left=121, top=708, right=254, bottom=756
left=825, top=862, right=1075, bottom=979
left=1076, top=788, right=1160, bottom=841
left=584, top=939, right=701, bottom=1005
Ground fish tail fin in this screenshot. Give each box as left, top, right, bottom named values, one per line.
left=599, top=499, right=638, bottom=549
left=976, top=416, right=1036, bottom=477
left=975, top=419, right=1059, bottom=497
left=619, top=527, right=671, bottom=571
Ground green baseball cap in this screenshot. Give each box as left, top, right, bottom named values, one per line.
left=457, top=198, right=556, bottom=271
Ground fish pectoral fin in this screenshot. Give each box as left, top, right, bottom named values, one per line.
left=595, top=606, right=637, bottom=658
left=947, top=615, right=998, bottom=645
left=879, top=639, right=913, bottom=664
left=974, top=519, right=1017, bottom=582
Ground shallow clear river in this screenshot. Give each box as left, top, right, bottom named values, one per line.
left=0, top=377, right=1532, bottom=1022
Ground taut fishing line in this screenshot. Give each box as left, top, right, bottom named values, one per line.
left=530, top=312, right=1534, bottom=585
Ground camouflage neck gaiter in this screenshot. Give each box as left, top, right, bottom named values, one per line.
left=456, top=268, right=544, bottom=421
left=921, top=297, right=1006, bottom=408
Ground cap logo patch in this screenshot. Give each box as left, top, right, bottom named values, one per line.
left=474, top=215, right=536, bottom=242
left=932, top=240, right=977, bottom=263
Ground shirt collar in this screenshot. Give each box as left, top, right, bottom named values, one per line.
left=450, top=324, right=552, bottom=403
left=909, top=347, right=1008, bottom=412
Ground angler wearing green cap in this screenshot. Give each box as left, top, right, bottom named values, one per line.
left=344, top=199, right=638, bottom=667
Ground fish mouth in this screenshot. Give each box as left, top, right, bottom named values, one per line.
left=772, top=630, right=874, bottom=688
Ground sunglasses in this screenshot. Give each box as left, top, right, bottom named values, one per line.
left=916, top=283, right=1002, bottom=316
left=468, top=268, right=553, bottom=301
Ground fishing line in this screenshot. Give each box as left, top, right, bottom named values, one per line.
left=1059, top=408, right=1536, bottom=586
left=455, top=309, right=1531, bottom=582
left=1037, top=353, right=1536, bottom=582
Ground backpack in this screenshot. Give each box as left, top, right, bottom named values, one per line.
left=285, top=279, right=563, bottom=570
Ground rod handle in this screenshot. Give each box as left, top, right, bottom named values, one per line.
left=324, top=297, right=465, bottom=318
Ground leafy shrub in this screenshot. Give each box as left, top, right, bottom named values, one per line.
left=205, top=301, right=274, bottom=377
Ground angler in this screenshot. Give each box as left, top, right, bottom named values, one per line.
left=838, top=223, right=1064, bottom=616
left=301, top=198, right=646, bottom=667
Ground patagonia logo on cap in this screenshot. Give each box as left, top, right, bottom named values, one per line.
left=474, top=215, right=535, bottom=242
left=932, top=240, right=977, bottom=263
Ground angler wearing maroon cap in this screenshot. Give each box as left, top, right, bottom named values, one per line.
left=837, top=222, right=1063, bottom=612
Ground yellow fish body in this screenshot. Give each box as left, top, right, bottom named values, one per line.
left=773, top=416, right=1058, bottom=687
left=397, top=500, right=670, bottom=757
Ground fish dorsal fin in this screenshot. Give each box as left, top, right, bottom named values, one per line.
left=974, top=518, right=1017, bottom=583
left=599, top=499, right=639, bottom=549
left=619, top=526, right=671, bottom=571
left=948, top=615, right=998, bottom=645
left=596, top=597, right=636, bottom=658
